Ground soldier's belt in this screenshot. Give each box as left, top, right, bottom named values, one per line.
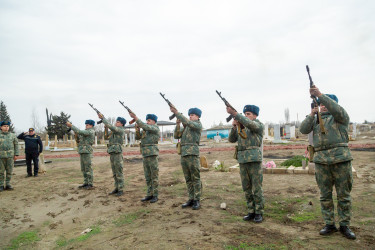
left=107, top=143, right=122, bottom=147
left=314, top=143, right=348, bottom=152
left=238, top=146, right=261, bottom=151
left=141, top=144, right=158, bottom=147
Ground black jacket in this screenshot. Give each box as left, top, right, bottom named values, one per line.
left=17, top=133, right=43, bottom=153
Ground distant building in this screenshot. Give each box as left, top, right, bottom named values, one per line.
left=205, top=125, right=232, bottom=139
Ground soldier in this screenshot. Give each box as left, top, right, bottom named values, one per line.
left=300, top=86, right=356, bottom=240
left=17, top=128, right=43, bottom=177
left=227, top=105, right=265, bottom=223
left=171, top=107, right=202, bottom=210
left=0, top=121, right=19, bottom=191
left=66, top=120, right=95, bottom=190
left=98, top=114, right=126, bottom=196
left=129, top=113, right=160, bottom=203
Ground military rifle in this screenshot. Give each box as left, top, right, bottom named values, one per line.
left=215, top=90, right=247, bottom=139
left=88, top=103, right=103, bottom=124
left=118, top=101, right=136, bottom=124
left=306, top=65, right=326, bottom=134
left=160, top=92, right=177, bottom=120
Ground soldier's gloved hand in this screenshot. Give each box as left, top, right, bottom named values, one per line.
left=66, top=122, right=72, bottom=127
left=170, top=107, right=178, bottom=114
left=98, top=113, right=104, bottom=119
left=310, top=106, right=319, bottom=116
left=310, top=85, right=322, bottom=97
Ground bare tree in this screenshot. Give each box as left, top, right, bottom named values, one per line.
left=31, top=107, right=44, bottom=133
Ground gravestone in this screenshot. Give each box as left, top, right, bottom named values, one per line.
left=264, top=123, right=270, bottom=140
left=273, top=124, right=282, bottom=143
left=213, top=135, right=221, bottom=143
left=95, top=136, right=98, bottom=146
left=45, top=134, right=49, bottom=150
left=352, top=123, right=357, bottom=139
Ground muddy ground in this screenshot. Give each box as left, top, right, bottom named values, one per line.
left=1, top=135, right=375, bottom=249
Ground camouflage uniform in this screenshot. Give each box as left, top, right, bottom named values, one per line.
left=72, top=125, right=95, bottom=186
left=0, top=131, right=19, bottom=188
left=103, top=118, right=125, bottom=192
left=300, top=94, right=353, bottom=226
left=136, top=120, right=160, bottom=197
left=174, top=113, right=202, bottom=201
left=228, top=113, right=264, bottom=215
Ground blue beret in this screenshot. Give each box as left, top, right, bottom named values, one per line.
left=0, top=121, right=11, bottom=126
left=116, top=117, right=126, bottom=126
left=146, top=114, right=158, bottom=122
left=188, top=108, right=202, bottom=118
left=243, top=105, right=259, bottom=116
left=85, top=120, right=95, bottom=126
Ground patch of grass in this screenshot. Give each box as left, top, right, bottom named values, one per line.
left=56, top=226, right=101, bottom=247
left=214, top=161, right=229, bottom=172
left=220, top=210, right=243, bottom=223
left=280, top=155, right=308, bottom=167
left=225, top=242, right=287, bottom=250
left=113, top=209, right=150, bottom=227
left=7, top=231, right=40, bottom=250
left=266, top=197, right=319, bottom=223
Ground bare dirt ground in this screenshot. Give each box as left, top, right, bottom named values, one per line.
left=1, top=134, right=375, bottom=249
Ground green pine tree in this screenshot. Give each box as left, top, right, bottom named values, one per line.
left=0, top=101, right=15, bottom=132
left=46, top=111, right=71, bottom=139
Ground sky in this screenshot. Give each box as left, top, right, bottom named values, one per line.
left=1, top=0, right=374, bottom=132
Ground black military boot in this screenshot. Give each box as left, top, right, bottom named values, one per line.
left=150, top=196, right=158, bottom=203
left=85, top=184, right=94, bottom=190
left=319, top=224, right=338, bottom=235
left=5, top=185, right=14, bottom=191
left=34, top=173, right=38, bottom=177
left=243, top=213, right=255, bottom=221
left=192, top=200, right=200, bottom=210
left=109, top=189, right=118, bottom=195
left=181, top=199, right=194, bottom=208
left=25, top=174, right=32, bottom=178
left=0, top=186, right=4, bottom=192
left=254, top=214, right=263, bottom=223
left=78, top=184, right=88, bottom=189
left=339, top=226, right=356, bottom=240
left=141, top=196, right=153, bottom=202
left=116, top=190, right=124, bottom=196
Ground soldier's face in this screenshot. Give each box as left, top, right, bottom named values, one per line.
left=189, top=114, right=199, bottom=121
left=29, top=130, right=35, bottom=135
left=86, top=124, right=93, bottom=129
left=115, top=121, right=123, bottom=127
left=245, top=112, right=257, bottom=120
left=1, top=125, right=9, bottom=132
left=320, top=104, right=328, bottom=112
left=146, top=119, right=156, bottom=125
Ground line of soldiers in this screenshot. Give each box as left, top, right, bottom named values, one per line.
left=0, top=84, right=356, bottom=240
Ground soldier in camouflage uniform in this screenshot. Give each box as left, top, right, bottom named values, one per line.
left=227, top=105, right=265, bottom=223
left=67, top=120, right=96, bottom=190
left=0, top=121, right=19, bottom=191
left=300, top=85, right=356, bottom=240
left=98, top=114, right=126, bottom=196
left=171, top=107, right=202, bottom=210
left=129, top=112, right=160, bottom=203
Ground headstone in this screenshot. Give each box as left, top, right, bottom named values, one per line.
left=273, top=124, right=282, bottom=143
left=70, top=135, right=74, bottom=147
left=308, top=131, right=314, bottom=145
left=200, top=156, right=208, bottom=169
left=54, top=135, right=58, bottom=149
left=285, top=124, right=291, bottom=139
left=124, top=134, right=128, bottom=146
left=129, top=132, right=135, bottom=145
left=45, top=134, right=49, bottom=150
left=39, top=153, right=46, bottom=173
left=290, top=126, right=296, bottom=139
left=95, top=136, right=98, bottom=146
left=213, top=135, right=221, bottom=143
left=352, top=123, right=357, bottom=139
left=264, top=123, right=270, bottom=139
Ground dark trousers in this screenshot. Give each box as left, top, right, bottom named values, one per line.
left=26, top=152, right=39, bottom=175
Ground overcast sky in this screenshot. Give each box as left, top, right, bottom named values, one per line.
left=1, top=0, right=374, bottom=132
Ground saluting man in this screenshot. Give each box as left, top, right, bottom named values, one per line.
left=66, top=120, right=95, bottom=190
left=98, top=113, right=126, bottom=196
left=300, top=86, right=356, bottom=240
left=227, top=105, right=265, bottom=223
left=130, top=113, right=160, bottom=203
left=0, top=121, right=19, bottom=191
left=172, top=107, right=202, bottom=210
left=17, top=128, right=43, bottom=177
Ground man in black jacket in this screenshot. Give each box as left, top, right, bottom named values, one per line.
left=17, top=128, right=43, bottom=177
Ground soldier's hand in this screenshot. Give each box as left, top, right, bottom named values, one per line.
left=13, top=156, right=17, bottom=161
left=170, top=107, right=178, bottom=114
left=66, top=122, right=72, bottom=127
left=98, top=113, right=104, bottom=119
left=310, top=85, right=322, bottom=97
left=226, top=106, right=237, bottom=116
left=232, top=120, right=238, bottom=127
left=176, top=119, right=181, bottom=124
left=310, top=106, right=319, bottom=116
left=129, top=112, right=137, bottom=119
